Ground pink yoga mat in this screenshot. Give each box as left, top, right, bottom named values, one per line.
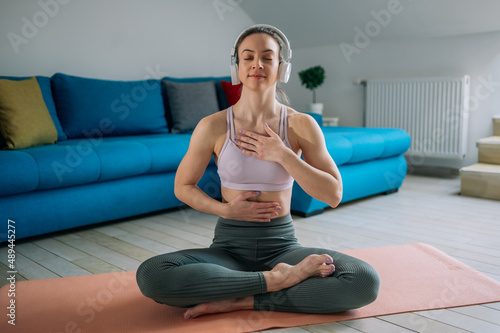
left=1, top=243, right=500, bottom=332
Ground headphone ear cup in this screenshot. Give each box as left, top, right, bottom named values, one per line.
left=230, top=63, right=240, bottom=85
left=278, top=62, right=292, bottom=83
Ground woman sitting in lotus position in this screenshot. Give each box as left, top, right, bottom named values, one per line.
left=136, top=24, right=380, bottom=319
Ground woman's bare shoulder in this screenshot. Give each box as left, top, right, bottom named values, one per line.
left=286, top=106, right=319, bottom=132
left=193, top=109, right=228, bottom=137
left=188, top=110, right=228, bottom=156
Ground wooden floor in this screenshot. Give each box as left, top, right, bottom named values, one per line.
left=1, top=174, right=500, bottom=332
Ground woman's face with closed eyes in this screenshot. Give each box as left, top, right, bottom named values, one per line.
left=237, top=33, right=281, bottom=89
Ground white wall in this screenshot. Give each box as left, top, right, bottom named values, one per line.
left=0, top=0, right=254, bottom=80
left=286, top=32, right=500, bottom=170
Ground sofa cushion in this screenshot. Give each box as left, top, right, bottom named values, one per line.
left=0, top=77, right=58, bottom=149
left=365, top=128, right=412, bottom=158
left=322, top=127, right=410, bottom=165
left=55, top=140, right=152, bottom=182
left=164, top=80, right=220, bottom=133
left=0, top=133, right=195, bottom=197
left=162, top=76, right=231, bottom=131
left=2, top=145, right=105, bottom=197
left=133, top=134, right=195, bottom=172
left=0, top=75, right=67, bottom=141
left=337, top=131, right=385, bottom=164
left=0, top=151, right=39, bottom=196
left=51, top=73, right=168, bottom=139
left=323, top=132, right=353, bottom=166
left=96, top=134, right=193, bottom=173
left=96, top=141, right=151, bottom=181
left=23, top=144, right=101, bottom=190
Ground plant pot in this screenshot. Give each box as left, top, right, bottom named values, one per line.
left=308, top=103, right=323, bottom=115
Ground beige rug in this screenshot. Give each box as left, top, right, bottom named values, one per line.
left=1, top=243, right=500, bottom=332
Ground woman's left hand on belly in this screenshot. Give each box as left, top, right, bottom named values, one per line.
left=223, top=190, right=281, bottom=222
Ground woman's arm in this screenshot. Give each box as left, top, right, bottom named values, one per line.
left=174, top=116, right=227, bottom=216
left=175, top=115, right=282, bottom=221
left=236, top=113, right=342, bottom=208
left=280, top=114, right=342, bottom=207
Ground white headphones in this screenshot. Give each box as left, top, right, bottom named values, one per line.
left=230, top=24, right=292, bottom=85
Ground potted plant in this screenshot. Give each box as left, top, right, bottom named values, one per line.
left=298, top=65, right=326, bottom=115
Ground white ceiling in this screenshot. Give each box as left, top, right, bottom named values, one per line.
left=239, top=0, right=500, bottom=49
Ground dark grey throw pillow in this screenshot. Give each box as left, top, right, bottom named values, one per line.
left=164, top=80, right=220, bottom=133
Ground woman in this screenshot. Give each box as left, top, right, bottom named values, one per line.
left=136, top=24, right=380, bottom=319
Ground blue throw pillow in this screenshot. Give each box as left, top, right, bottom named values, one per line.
left=0, top=75, right=67, bottom=141
left=51, top=73, right=168, bottom=139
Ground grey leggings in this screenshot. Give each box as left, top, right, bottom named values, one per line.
left=136, top=213, right=380, bottom=313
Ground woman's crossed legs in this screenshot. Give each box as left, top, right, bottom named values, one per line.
left=136, top=245, right=379, bottom=319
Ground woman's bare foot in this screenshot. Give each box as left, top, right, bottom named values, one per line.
left=184, top=296, right=254, bottom=319
left=264, top=254, right=335, bottom=292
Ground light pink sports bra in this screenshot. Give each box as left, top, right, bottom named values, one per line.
left=217, top=105, right=294, bottom=191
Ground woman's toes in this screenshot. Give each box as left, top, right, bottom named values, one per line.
left=321, top=254, right=334, bottom=265
left=309, top=254, right=332, bottom=266
left=319, top=263, right=335, bottom=277
left=184, top=310, right=192, bottom=319
left=312, top=254, right=334, bottom=277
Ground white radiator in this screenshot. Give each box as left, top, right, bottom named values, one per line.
left=365, top=76, right=470, bottom=159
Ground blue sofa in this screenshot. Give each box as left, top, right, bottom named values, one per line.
left=0, top=73, right=410, bottom=242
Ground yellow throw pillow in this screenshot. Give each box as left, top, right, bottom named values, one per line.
left=0, top=77, right=57, bottom=149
